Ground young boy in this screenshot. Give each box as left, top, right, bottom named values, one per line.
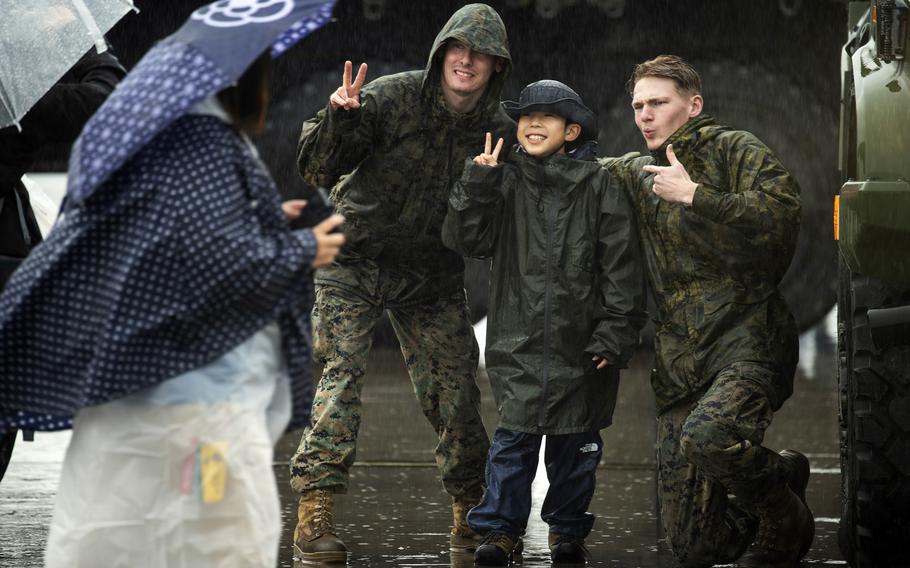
left=442, top=80, right=645, bottom=565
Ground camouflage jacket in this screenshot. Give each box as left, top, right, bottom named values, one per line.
left=297, top=3, right=515, bottom=300
left=443, top=150, right=646, bottom=433
left=601, top=115, right=801, bottom=413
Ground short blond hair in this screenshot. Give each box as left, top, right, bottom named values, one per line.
left=627, top=55, right=701, bottom=97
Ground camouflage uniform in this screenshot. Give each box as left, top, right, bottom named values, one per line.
left=290, top=4, right=515, bottom=500
left=602, top=115, right=801, bottom=566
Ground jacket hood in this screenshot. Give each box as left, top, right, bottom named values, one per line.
left=650, top=114, right=718, bottom=164
left=422, top=3, right=512, bottom=117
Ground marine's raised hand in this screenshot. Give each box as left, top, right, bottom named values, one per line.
left=473, top=132, right=504, bottom=167
left=642, top=144, right=698, bottom=205
left=329, top=60, right=368, bottom=111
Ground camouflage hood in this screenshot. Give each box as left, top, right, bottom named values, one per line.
left=649, top=114, right=720, bottom=166
left=422, top=3, right=512, bottom=120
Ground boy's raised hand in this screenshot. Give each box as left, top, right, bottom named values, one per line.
left=330, top=60, right=368, bottom=111
left=474, top=132, right=504, bottom=167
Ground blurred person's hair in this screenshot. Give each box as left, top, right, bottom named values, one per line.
left=218, top=52, right=271, bottom=135
left=627, top=55, right=701, bottom=97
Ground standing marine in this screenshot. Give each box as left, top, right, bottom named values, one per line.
left=601, top=55, right=813, bottom=568
left=290, top=3, right=515, bottom=563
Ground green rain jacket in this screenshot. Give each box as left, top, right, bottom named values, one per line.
left=297, top=4, right=515, bottom=300
left=601, top=115, right=801, bottom=414
left=443, top=150, right=646, bottom=434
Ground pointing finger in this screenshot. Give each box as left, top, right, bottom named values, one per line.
left=483, top=132, right=492, bottom=155
left=491, top=137, right=504, bottom=161
left=642, top=165, right=664, bottom=175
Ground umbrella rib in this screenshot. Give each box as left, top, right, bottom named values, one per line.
left=0, top=80, right=22, bottom=131
left=69, top=0, right=110, bottom=54
left=117, top=0, right=140, bottom=13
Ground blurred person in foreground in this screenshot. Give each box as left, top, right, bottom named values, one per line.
left=601, top=55, right=811, bottom=568
left=0, top=46, right=344, bottom=568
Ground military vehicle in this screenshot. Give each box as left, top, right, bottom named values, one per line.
left=836, top=1, right=910, bottom=565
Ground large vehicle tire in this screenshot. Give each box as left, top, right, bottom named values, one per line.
left=599, top=60, right=839, bottom=331
left=837, top=257, right=910, bottom=567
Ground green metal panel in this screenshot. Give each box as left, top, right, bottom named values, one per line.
left=839, top=180, right=910, bottom=285
left=851, top=42, right=910, bottom=181
left=839, top=2, right=910, bottom=286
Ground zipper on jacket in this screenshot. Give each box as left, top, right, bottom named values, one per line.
left=537, top=179, right=558, bottom=429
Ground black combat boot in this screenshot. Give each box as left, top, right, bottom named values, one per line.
left=735, top=455, right=814, bottom=568
left=548, top=533, right=590, bottom=565
left=474, top=532, right=522, bottom=566
left=293, top=489, right=348, bottom=563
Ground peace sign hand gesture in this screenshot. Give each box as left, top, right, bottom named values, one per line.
left=473, top=132, right=504, bottom=167
left=329, top=60, right=368, bottom=111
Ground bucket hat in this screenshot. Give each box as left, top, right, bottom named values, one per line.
left=502, top=79, right=598, bottom=141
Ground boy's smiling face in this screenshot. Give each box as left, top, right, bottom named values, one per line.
left=517, top=111, right=581, bottom=158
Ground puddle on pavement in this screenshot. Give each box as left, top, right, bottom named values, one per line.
left=2, top=315, right=846, bottom=567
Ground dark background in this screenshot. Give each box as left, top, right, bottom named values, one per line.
left=35, top=0, right=850, bottom=338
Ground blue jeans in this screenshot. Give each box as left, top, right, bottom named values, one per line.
left=467, top=427, right=603, bottom=540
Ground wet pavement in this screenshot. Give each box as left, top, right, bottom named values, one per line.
left=1, top=313, right=846, bottom=567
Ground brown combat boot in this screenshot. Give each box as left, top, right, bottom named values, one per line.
left=735, top=466, right=814, bottom=568
left=449, top=495, right=484, bottom=552
left=293, top=489, right=348, bottom=563
left=779, top=449, right=814, bottom=558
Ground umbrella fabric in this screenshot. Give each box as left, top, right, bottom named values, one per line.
left=0, top=0, right=336, bottom=434
left=0, top=0, right=135, bottom=129
left=0, top=114, right=319, bottom=433
left=68, top=0, right=335, bottom=204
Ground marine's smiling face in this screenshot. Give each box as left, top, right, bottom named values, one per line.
left=441, top=41, right=498, bottom=98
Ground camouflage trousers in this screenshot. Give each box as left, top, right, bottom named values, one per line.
left=657, top=362, right=792, bottom=568
left=289, top=282, right=489, bottom=498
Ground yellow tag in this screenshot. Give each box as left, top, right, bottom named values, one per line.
left=833, top=195, right=840, bottom=241
left=200, top=442, right=228, bottom=504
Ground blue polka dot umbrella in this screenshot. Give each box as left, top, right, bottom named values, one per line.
left=0, top=0, right=334, bottom=435
left=67, top=0, right=336, bottom=204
